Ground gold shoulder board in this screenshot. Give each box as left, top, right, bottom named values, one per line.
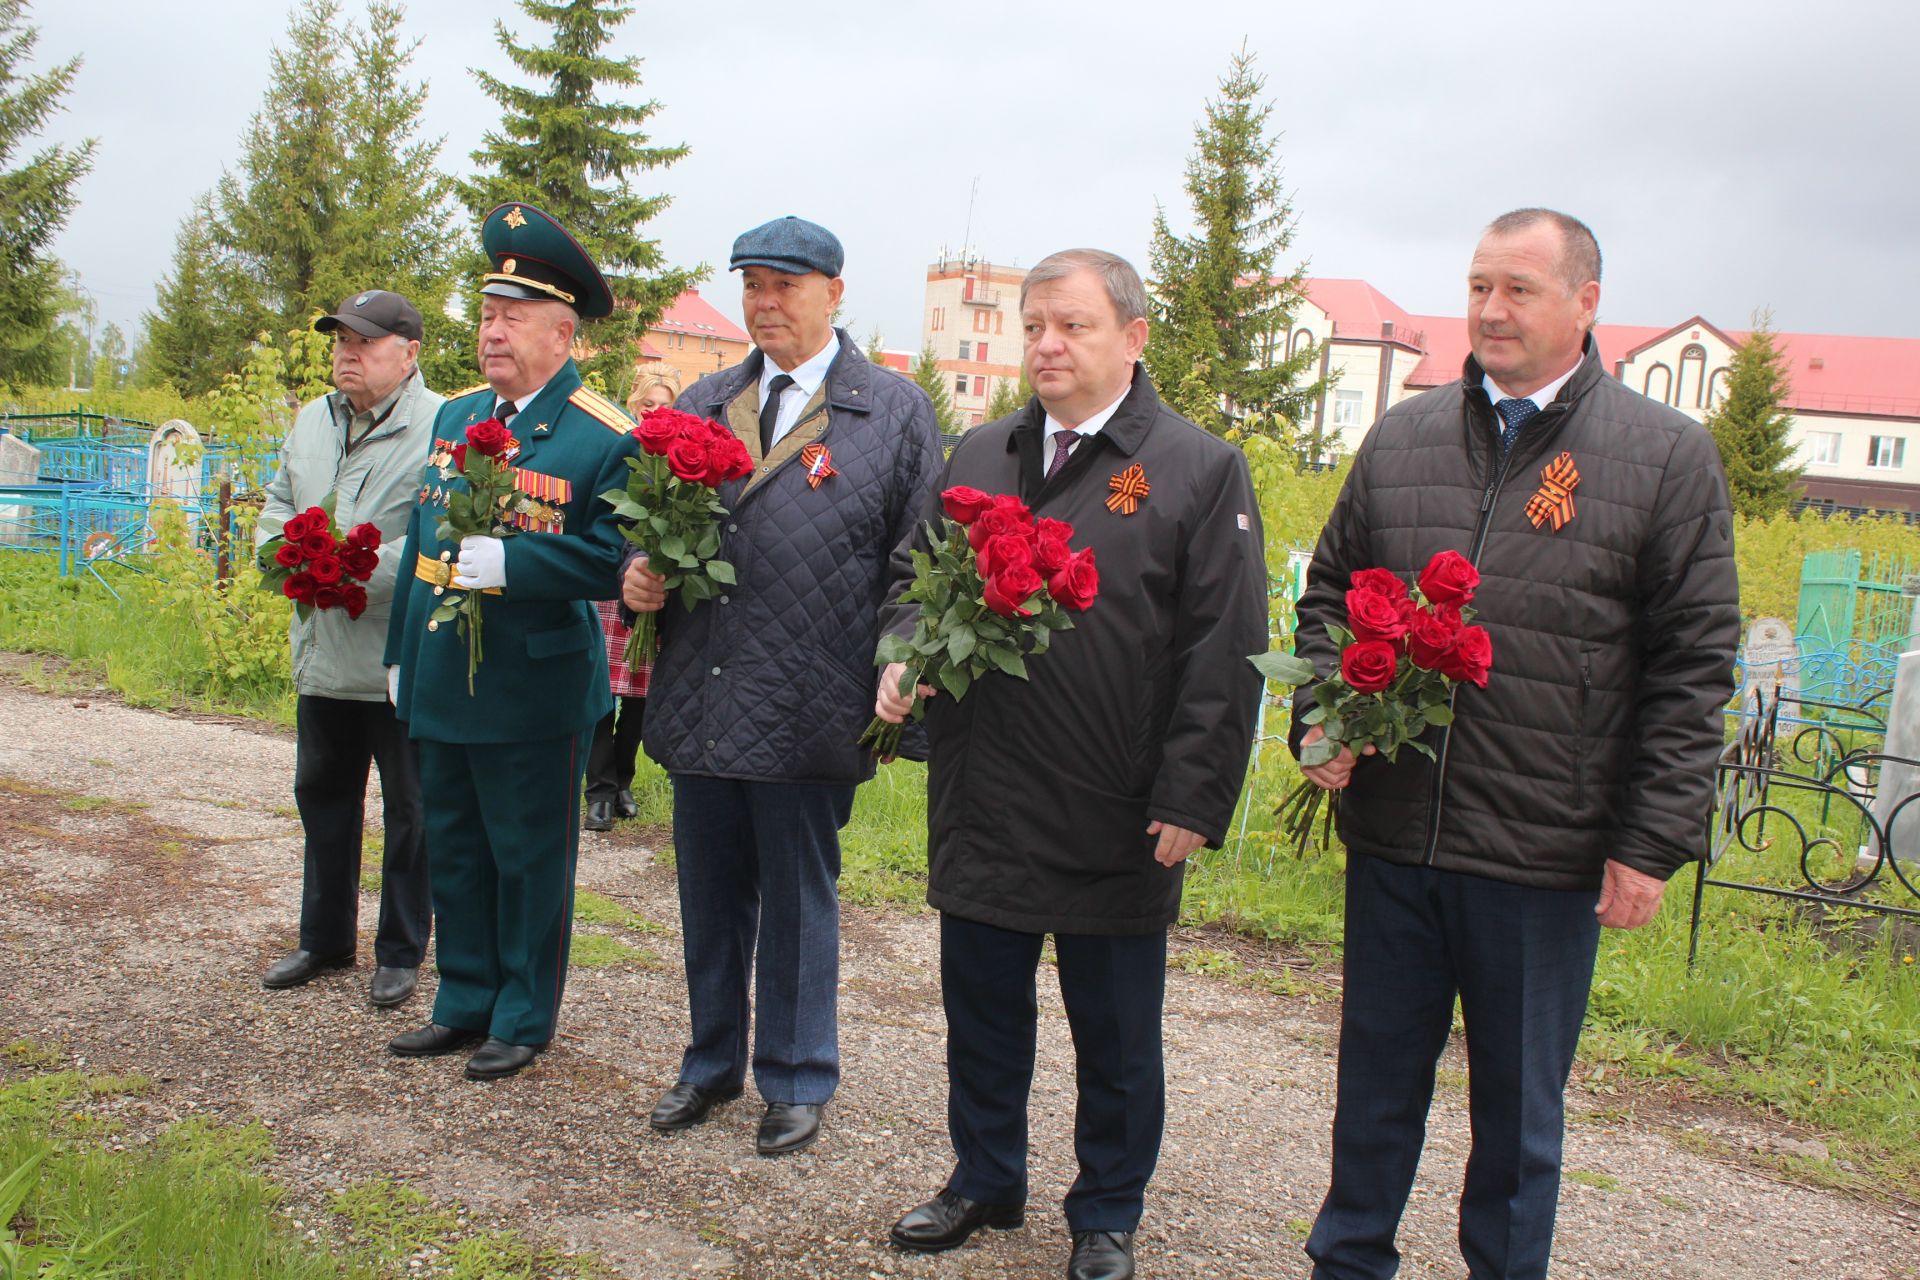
left=449, top=382, right=492, bottom=399
left=570, top=385, right=635, bottom=432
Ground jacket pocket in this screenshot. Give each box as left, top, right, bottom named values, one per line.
left=527, top=619, right=592, bottom=660
left=1575, top=648, right=1595, bottom=809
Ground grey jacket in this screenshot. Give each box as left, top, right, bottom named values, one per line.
left=258, top=368, right=444, bottom=701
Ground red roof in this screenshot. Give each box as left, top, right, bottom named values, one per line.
left=638, top=338, right=665, bottom=359
left=1303, top=277, right=1920, bottom=414
left=649, top=288, right=749, bottom=345
left=875, top=350, right=912, bottom=373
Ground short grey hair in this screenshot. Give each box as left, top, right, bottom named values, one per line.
left=1485, top=208, right=1602, bottom=291
left=1020, top=248, right=1149, bottom=324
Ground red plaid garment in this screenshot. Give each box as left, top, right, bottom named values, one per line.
left=596, top=599, right=652, bottom=698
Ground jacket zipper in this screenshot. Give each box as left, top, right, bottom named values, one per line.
left=1421, top=416, right=1528, bottom=866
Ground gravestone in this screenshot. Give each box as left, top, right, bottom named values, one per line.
left=1741, top=616, right=1799, bottom=710
left=147, top=420, right=202, bottom=502
left=1873, top=649, right=1920, bottom=864
left=0, top=430, right=41, bottom=546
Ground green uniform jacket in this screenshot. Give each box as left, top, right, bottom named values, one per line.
left=382, top=360, right=639, bottom=743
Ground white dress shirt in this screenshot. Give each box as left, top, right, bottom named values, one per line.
left=1481, top=356, right=1581, bottom=415
left=1042, top=384, right=1132, bottom=473
left=759, top=337, right=840, bottom=449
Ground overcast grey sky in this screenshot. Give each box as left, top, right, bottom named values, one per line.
left=38, top=0, right=1920, bottom=358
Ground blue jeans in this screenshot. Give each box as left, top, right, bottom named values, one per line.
left=1307, top=854, right=1602, bottom=1280
left=670, top=774, right=854, bottom=1104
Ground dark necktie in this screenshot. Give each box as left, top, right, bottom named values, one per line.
left=759, top=374, right=795, bottom=455
left=1494, top=397, right=1540, bottom=455
left=494, top=399, right=518, bottom=425
left=1045, top=430, right=1081, bottom=480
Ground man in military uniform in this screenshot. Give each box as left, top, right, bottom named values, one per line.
left=382, top=201, right=640, bottom=1081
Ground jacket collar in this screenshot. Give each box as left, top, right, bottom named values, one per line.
left=1460, top=334, right=1605, bottom=413
left=723, top=328, right=871, bottom=418
left=501, top=359, right=582, bottom=462
left=1006, top=363, right=1160, bottom=458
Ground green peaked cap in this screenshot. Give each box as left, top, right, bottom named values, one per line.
left=479, top=201, right=615, bottom=319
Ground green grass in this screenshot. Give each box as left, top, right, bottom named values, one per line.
left=840, top=760, right=935, bottom=906
left=568, top=934, right=660, bottom=969
left=1564, top=1168, right=1620, bottom=1191
left=573, top=889, right=666, bottom=933
left=329, top=1178, right=608, bottom=1278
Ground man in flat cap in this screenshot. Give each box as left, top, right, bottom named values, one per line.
left=623, top=216, right=943, bottom=1155
left=259, top=290, right=442, bottom=1010
left=382, top=202, right=641, bottom=1080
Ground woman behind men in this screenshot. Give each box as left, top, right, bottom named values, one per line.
left=583, top=365, right=679, bottom=831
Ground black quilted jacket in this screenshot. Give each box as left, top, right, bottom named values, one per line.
left=1291, top=340, right=1738, bottom=890
left=641, top=329, right=943, bottom=784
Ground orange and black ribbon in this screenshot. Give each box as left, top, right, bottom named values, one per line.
left=1105, top=463, right=1151, bottom=515
left=1526, top=452, right=1579, bottom=531
left=800, top=442, right=838, bottom=490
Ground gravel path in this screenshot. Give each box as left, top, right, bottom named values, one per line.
left=2, top=664, right=1917, bottom=1279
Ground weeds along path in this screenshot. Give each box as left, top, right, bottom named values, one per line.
left=1, top=666, right=1917, bottom=1279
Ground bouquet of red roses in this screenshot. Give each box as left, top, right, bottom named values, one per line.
left=1251, top=549, right=1494, bottom=853
left=427, top=417, right=531, bottom=693
left=256, top=493, right=380, bottom=620
left=860, top=486, right=1099, bottom=759
left=598, top=405, right=754, bottom=669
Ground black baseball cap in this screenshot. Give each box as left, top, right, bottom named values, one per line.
left=314, top=290, right=425, bottom=341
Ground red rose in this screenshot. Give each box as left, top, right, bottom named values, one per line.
left=1350, top=567, right=1409, bottom=601
left=341, top=584, right=368, bottom=620
left=983, top=563, right=1044, bottom=618
left=299, top=530, right=337, bottom=559
left=702, top=434, right=753, bottom=486
left=978, top=532, right=1036, bottom=580
left=1031, top=533, right=1072, bottom=576
left=282, top=511, right=319, bottom=540
left=1047, top=546, right=1099, bottom=611
left=1340, top=639, right=1400, bottom=693
left=941, top=485, right=995, bottom=525
left=272, top=543, right=302, bottom=569
left=1035, top=516, right=1074, bottom=544
left=966, top=497, right=1034, bottom=552
left=1418, top=550, right=1479, bottom=607
left=1406, top=604, right=1463, bottom=670
left=347, top=522, right=381, bottom=551
left=312, top=584, right=346, bottom=611
left=308, top=555, right=345, bottom=585
left=665, top=436, right=710, bottom=483
left=283, top=572, right=317, bottom=604
left=1438, top=625, right=1493, bottom=688
left=636, top=408, right=679, bottom=455
left=1346, top=587, right=1409, bottom=645
left=449, top=442, right=469, bottom=472
left=342, top=547, right=379, bottom=580
left=467, top=419, right=513, bottom=457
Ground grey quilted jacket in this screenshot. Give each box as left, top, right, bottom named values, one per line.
left=1292, top=339, right=1738, bottom=890
left=640, top=329, right=944, bottom=783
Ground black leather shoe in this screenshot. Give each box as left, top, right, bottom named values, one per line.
left=648, top=1081, right=743, bottom=1131
left=584, top=800, right=613, bottom=832
left=368, top=966, right=417, bottom=1008
left=387, top=1023, right=485, bottom=1058
left=890, top=1187, right=1025, bottom=1252
left=464, top=1037, right=544, bottom=1080
left=615, top=788, right=639, bottom=819
left=1068, top=1230, right=1135, bottom=1280
left=261, top=949, right=354, bottom=989
left=755, top=1102, right=822, bottom=1157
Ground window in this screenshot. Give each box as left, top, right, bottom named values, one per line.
left=1332, top=389, right=1364, bottom=428
left=1869, top=436, right=1906, bottom=469
left=955, top=374, right=969, bottom=397
left=974, top=376, right=985, bottom=396
left=1805, top=431, right=1842, bottom=466
left=973, top=309, right=990, bottom=333
left=995, top=311, right=1004, bottom=334
left=931, top=307, right=944, bottom=331
left=958, top=341, right=971, bottom=360
left=976, top=342, right=988, bottom=363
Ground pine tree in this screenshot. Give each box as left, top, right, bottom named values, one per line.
left=913, top=343, right=962, bottom=435
left=1705, top=311, right=1801, bottom=519
left=462, top=0, right=699, bottom=386
left=1143, top=43, right=1326, bottom=450
left=0, top=0, right=94, bottom=386
left=985, top=370, right=1030, bottom=421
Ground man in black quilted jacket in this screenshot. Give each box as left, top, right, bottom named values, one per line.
left=622, top=216, right=943, bottom=1158
left=1290, top=209, right=1738, bottom=1280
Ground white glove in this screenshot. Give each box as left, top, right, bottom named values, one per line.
left=387, top=665, right=400, bottom=705
left=453, top=535, right=507, bottom=590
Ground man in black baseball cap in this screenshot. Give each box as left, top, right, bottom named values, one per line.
left=314, top=289, right=426, bottom=341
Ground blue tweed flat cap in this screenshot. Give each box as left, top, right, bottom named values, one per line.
left=729, top=216, right=844, bottom=278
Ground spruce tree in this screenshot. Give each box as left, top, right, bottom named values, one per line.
left=462, top=0, right=699, bottom=386
left=985, top=370, right=1030, bottom=421
left=913, top=343, right=962, bottom=435
left=140, top=193, right=254, bottom=396
left=0, top=0, right=94, bottom=386
left=1144, top=43, right=1326, bottom=450
left=1705, top=311, right=1801, bottom=519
